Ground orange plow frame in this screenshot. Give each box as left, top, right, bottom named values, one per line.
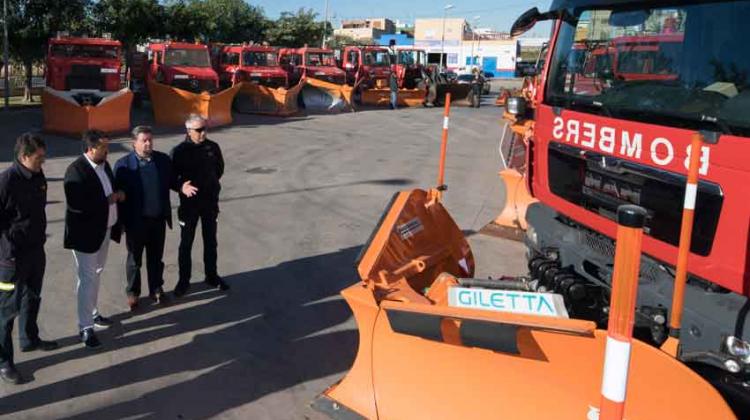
left=358, top=87, right=426, bottom=107
left=234, top=82, right=303, bottom=116
left=147, top=80, right=241, bottom=127
left=315, top=188, right=736, bottom=420
left=42, top=88, right=133, bottom=137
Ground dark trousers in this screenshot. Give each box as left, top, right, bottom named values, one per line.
left=471, top=83, right=482, bottom=108
left=0, top=247, right=45, bottom=367
left=125, top=217, right=167, bottom=297
left=177, top=208, right=218, bottom=288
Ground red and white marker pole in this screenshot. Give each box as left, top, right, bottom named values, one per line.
left=600, top=205, right=648, bottom=420
left=436, top=92, right=452, bottom=199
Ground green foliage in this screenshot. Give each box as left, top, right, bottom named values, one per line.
left=92, top=0, right=164, bottom=50
left=265, top=8, right=329, bottom=48
left=163, top=0, right=268, bottom=44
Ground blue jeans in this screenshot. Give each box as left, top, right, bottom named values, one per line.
left=390, top=91, right=398, bottom=109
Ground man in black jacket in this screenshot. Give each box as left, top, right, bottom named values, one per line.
left=0, top=133, right=58, bottom=384
left=64, top=130, right=125, bottom=348
left=171, top=114, right=229, bottom=297
left=114, top=126, right=172, bottom=310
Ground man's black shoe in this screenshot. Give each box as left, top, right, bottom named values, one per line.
left=21, top=339, right=59, bottom=352
left=93, top=315, right=114, bottom=329
left=173, top=283, right=190, bottom=298
left=79, top=328, right=101, bottom=348
left=150, top=288, right=170, bottom=305
left=205, top=277, right=230, bottom=291
left=0, top=366, right=21, bottom=385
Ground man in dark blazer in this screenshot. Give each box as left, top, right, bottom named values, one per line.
left=64, top=130, right=125, bottom=348
left=114, top=126, right=172, bottom=310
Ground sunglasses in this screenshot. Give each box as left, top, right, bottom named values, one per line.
left=190, top=127, right=206, bottom=133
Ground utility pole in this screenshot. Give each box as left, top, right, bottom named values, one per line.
left=470, top=16, right=480, bottom=69
left=440, top=4, right=453, bottom=70
left=3, top=0, right=9, bottom=110
left=322, top=0, right=329, bottom=48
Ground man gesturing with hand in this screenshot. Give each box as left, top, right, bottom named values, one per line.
left=171, top=115, right=228, bottom=297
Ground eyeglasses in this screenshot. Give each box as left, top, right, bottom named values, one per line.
left=190, top=127, right=206, bottom=133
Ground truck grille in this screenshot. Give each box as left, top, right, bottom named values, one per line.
left=247, top=76, right=287, bottom=89
left=172, top=78, right=216, bottom=93
left=66, top=64, right=105, bottom=90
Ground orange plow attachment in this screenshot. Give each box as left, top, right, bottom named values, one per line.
left=42, top=88, right=133, bottom=137
left=147, top=81, right=240, bottom=127
left=299, top=78, right=354, bottom=112
left=313, top=188, right=736, bottom=420
left=358, top=87, right=426, bottom=107
left=233, top=82, right=303, bottom=116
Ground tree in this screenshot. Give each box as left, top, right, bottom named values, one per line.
left=265, top=8, right=330, bottom=48
left=163, top=0, right=268, bottom=44
left=92, top=0, right=164, bottom=51
left=7, top=0, right=91, bottom=101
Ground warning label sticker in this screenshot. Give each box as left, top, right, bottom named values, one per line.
left=396, top=218, right=424, bottom=240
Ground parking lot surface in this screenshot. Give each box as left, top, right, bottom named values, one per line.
left=0, top=91, right=526, bottom=419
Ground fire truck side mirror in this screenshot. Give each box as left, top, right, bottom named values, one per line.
left=511, top=8, right=542, bottom=37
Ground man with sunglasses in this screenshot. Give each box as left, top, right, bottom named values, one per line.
left=171, top=115, right=228, bottom=297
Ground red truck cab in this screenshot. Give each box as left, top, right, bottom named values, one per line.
left=147, top=41, right=219, bottom=93
left=279, top=46, right=346, bottom=86
left=46, top=36, right=122, bottom=92
left=339, top=45, right=392, bottom=88
left=213, top=44, right=288, bottom=89
left=512, top=1, right=750, bottom=412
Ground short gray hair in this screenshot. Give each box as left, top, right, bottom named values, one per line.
left=185, top=114, right=206, bottom=129
left=131, top=125, right=153, bottom=139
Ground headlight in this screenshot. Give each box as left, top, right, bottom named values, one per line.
left=725, top=336, right=750, bottom=364
left=507, top=96, right=527, bottom=116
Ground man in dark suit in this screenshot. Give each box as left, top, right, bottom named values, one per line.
left=114, top=126, right=172, bottom=310
left=64, top=130, right=125, bottom=348
left=0, top=133, right=58, bottom=384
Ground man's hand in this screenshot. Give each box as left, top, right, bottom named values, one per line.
left=108, top=191, right=126, bottom=204
left=182, top=181, right=198, bottom=197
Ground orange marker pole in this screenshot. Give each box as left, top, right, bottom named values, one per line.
left=600, top=205, right=647, bottom=420
left=662, top=132, right=703, bottom=357
left=436, top=92, right=452, bottom=200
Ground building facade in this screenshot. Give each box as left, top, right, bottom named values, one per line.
left=334, top=18, right=396, bottom=41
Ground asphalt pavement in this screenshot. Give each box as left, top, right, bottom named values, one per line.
left=0, top=87, right=526, bottom=419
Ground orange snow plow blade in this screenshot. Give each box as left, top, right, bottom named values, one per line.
left=42, top=88, right=133, bottom=137
left=234, top=82, right=303, bottom=116
left=359, top=88, right=425, bottom=107
left=313, top=188, right=736, bottom=420
left=300, top=78, right=354, bottom=112
left=147, top=80, right=240, bottom=127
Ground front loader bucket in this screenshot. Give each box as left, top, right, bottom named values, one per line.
left=316, top=188, right=736, bottom=420
left=436, top=84, right=474, bottom=106
left=300, top=78, right=354, bottom=112
left=234, top=82, right=303, bottom=116
left=147, top=80, right=240, bottom=127
left=42, top=88, right=133, bottom=137
left=359, top=88, right=426, bottom=107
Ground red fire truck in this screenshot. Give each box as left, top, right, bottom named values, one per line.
left=145, top=41, right=219, bottom=93
left=213, top=44, right=287, bottom=89
left=279, top=46, right=346, bottom=86
left=46, top=35, right=122, bottom=95
left=339, top=45, right=392, bottom=88
left=511, top=0, right=750, bottom=414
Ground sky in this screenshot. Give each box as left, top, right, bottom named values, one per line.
left=256, top=0, right=552, bottom=37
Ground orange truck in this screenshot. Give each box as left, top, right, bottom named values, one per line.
left=42, top=34, right=132, bottom=136
left=314, top=0, right=750, bottom=418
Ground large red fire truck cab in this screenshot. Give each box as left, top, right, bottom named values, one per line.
left=213, top=44, right=288, bottom=89
left=512, top=1, right=750, bottom=415
left=339, top=45, right=392, bottom=88
left=146, top=41, right=219, bottom=93
left=279, top=47, right=346, bottom=86
left=46, top=36, right=122, bottom=92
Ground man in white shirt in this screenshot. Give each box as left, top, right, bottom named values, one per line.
left=63, top=130, right=125, bottom=348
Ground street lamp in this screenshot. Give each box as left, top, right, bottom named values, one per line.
left=440, top=4, right=454, bottom=70
left=470, top=15, right=480, bottom=69
left=3, top=0, right=9, bottom=110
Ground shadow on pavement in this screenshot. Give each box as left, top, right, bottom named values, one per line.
left=2, top=246, right=362, bottom=418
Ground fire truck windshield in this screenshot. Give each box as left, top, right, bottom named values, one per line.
left=51, top=44, right=119, bottom=59
left=243, top=51, right=278, bottom=67
left=306, top=53, right=336, bottom=67
left=364, top=51, right=390, bottom=66
left=164, top=48, right=211, bottom=67
left=546, top=1, right=750, bottom=135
